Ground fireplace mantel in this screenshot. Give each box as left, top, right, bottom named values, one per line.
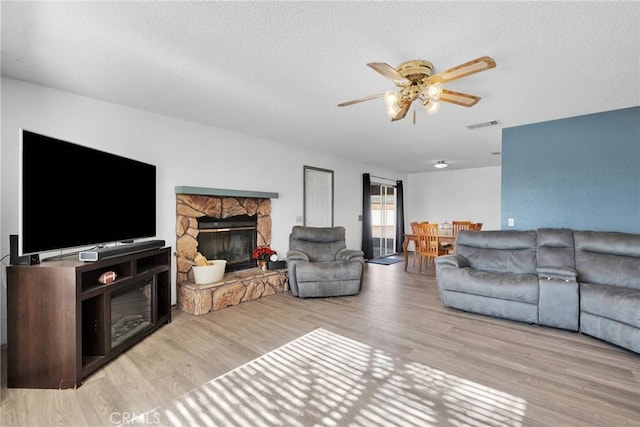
left=175, top=186, right=279, bottom=199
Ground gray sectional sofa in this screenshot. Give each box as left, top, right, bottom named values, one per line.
left=435, top=228, right=640, bottom=353
left=574, top=231, right=640, bottom=353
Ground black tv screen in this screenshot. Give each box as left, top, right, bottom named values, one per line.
left=19, top=130, right=156, bottom=255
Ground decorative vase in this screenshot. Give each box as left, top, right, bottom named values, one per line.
left=257, top=259, right=267, bottom=270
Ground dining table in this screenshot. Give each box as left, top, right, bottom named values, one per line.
left=402, top=230, right=455, bottom=271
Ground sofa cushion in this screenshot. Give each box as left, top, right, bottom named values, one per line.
left=574, top=231, right=640, bottom=289
left=455, top=230, right=537, bottom=275
left=580, top=283, right=640, bottom=328
left=537, top=228, right=575, bottom=269
left=438, top=267, right=539, bottom=304
left=440, top=291, right=539, bottom=324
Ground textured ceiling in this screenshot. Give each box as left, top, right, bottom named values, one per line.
left=2, top=1, right=639, bottom=173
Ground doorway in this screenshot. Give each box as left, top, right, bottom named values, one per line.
left=371, top=182, right=396, bottom=258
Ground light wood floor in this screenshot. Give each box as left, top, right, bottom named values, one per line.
left=1, top=258, right=639, bottom=426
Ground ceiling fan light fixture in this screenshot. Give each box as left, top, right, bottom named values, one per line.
left=426, top=82, right=443, bottom=100
left=383, top=90, right=400, bottom=106
left=386, top=103, right=400, bottom=117
left=434, top=161, right=448, bottom=169
left=423, top=99, right=440, bottom=116
left=338, top=56, right=496, bottom=122
left=384, top=90, right=402, bottom=117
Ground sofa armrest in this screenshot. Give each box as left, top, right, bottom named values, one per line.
left=435, top=254, right=469, bottom=269
left=286, top=250, right=310, bottom=261
left=537, top=266, right=579, bottom=331
left=537, top=266, right=577, bottom=282
left=336, top=248, right=365, bottom=262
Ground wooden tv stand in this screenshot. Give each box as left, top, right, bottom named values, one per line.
left=7, top=247, right=171, bottom=389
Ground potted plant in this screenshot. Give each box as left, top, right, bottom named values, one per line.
left=252, top=246, right=276, bottom=270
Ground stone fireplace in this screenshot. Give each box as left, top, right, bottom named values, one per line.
left=175, top=187, right=288, bottom=316
left=176, top=192, right=272, bottom=283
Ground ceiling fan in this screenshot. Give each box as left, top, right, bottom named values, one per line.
left=338, top=56, right=496, bottom=122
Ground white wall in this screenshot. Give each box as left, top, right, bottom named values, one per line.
left=406, top=166, right=502, bottom=231
left=0, top=78, right=406, bottom=343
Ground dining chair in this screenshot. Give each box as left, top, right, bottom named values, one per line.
left=452, top=221, right=472, bottom=235
left=443, top=221, right=472, bottom=254
left=415, top=223, right=447, bottom=273
left=410, top=221, right=428, bottom=267
left=469, top=222, right=483, bottom=231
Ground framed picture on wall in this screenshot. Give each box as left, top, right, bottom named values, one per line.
left=304, top=166, right=334, bottom=227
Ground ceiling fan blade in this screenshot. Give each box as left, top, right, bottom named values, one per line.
left=428, top=56, right=496, bottom=84
left=439, top=89, right=481, bottom=107
left=337, top=93, right=384, bottom=107
left=367, top=62, right=411, bottom=85
left=391, top=100, right=411, bottom=121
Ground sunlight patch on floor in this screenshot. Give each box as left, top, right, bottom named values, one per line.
left=131, top=328, right=527, bottom=426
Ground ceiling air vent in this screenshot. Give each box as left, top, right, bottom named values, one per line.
left=467, top=120, right=500, bottom=130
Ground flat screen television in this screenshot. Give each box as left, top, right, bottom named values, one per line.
left=19, top=129, right=156, bottom=256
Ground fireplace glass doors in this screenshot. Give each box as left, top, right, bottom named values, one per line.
left=110, top=280, right=152, bottom=349
left=197, top=214, right=257, bottom=272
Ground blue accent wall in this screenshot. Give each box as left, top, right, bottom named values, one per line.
left=502, top=106, right=640, bottom=232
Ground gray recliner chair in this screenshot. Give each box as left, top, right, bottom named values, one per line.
left=286, top=226, right=365, bottom=298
